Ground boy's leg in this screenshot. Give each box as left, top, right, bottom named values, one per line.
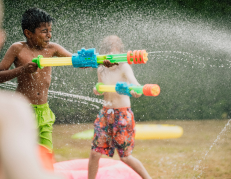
left=89, top=107, right=115, bottom=179
left=115, top=108, right=151, bottom=179
left=88, top=150, right=102, bottom=179
left=31, top=103, right=56, bottom=171
left=32, top=103, right=55, bottom=150
left=120, top=155, right=152, bottom=179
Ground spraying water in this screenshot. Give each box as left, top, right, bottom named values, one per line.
left=1, top=2, right=231, bottom=121
left=1, top=1, right=231, bottom=178
left=193, top=119, right=231, bottom=178
left=0, top=81, right=103, bottom=108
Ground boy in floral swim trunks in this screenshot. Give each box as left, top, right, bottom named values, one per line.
left=88, top=35, right=152, bottom=179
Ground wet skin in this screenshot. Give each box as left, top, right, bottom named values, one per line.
left=93, top=48, right=141, bottom=108
left=0, top=22, right=72, bottom=104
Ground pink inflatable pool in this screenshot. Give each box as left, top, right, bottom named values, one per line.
left=54, top=158, right=141, bottom=179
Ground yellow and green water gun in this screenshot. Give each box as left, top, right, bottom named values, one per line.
left=32, top=48, right=148, bottom=69
left=95, top=82, right=160, bottom=97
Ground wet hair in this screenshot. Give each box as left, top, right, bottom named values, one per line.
left=99, top=35, right=124, bottom=54
left=0, top=0, right=3, bottom=28
left=21, top=7, right=54, bottom=35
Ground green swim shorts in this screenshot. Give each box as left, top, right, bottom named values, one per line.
left=31, top=103, right=55, bottom=151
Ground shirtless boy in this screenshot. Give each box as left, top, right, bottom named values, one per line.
left=0, top=6, right=113, bottom=153
left=88, top=35, right=152, bottom=179
left=0, top=7, right=73, bottom=151
left=0, top=2, right=64, bottom=179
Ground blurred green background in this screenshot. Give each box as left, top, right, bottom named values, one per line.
left=1, top=0, right=231, bottom=122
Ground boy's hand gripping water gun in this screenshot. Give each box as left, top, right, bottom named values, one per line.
left=32, top=48, right=148, bottom=69
left=95, top=82, right=160, bottom=97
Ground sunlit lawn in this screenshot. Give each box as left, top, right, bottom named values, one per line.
left=53, top=119, right=231, bottom=179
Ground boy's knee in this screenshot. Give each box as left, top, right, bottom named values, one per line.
left=120, top=155, right=130, bottom=163
left=90, top=150, right=102, bottom=161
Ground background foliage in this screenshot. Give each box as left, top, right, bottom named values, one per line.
left=1, top=0, right=231, bottom=123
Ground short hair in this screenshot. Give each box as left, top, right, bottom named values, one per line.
left=99, top=35, right=124, bottom=54
left=21, top=7, right=54, bottom=34
left=0, top=0, right=3, bottom=28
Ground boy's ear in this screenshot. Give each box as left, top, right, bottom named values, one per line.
left=24, top=29, right=33, bottom=39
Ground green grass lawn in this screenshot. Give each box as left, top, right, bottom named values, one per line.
left=53, top=119, right=231, bottom=179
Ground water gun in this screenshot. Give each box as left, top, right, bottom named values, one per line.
left=95, top=82, right=160, bottom=97
left=32, top=48, right=148, bottom=69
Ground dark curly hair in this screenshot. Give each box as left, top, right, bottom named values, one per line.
left=21, top=7, right=54, bottom=36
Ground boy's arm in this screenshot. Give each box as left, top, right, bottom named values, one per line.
left=0, top=44, right=37, bottom=83
left=53, top=43, right=72, bottom=57
left=122, top=63, right=140, bottom=86
left=122, top=63, right=142, bottom=98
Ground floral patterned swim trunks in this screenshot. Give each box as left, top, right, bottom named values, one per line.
left=91, top=107, right=135, bottom=158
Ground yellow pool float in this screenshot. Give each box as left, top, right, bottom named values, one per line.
left=135, top=124, right=183, bottom=139
left=72, top=124, right=183, bottom=140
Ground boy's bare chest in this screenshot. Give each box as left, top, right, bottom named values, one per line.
left=16, top=48, right=54, bottom=66
left=16, top=48, right=53, bottom=78
left=101, top=69, right=127, bottom=85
